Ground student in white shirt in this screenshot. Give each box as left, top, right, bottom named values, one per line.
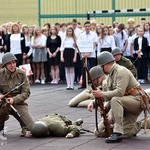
left=7, top=23, right=25, bottom=67
left=113, top=23, right=128, bottom=56
left=97, top=26, right=116, bottom=54
left=77, top=21, right=98, bottom=89
left=60, top=26, right=77, bottom=90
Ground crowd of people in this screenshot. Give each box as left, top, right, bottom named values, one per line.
left=0, top=16, right=150, bottom=143
left=0, top=17, right=149, bottom=90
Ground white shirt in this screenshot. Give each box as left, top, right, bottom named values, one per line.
left=77, top=31, right=98, bottom=58
left=31, top=34, right=46, bottom=46
left=74, top=27, right=82, bottom=39
left=124, top=36, right=132, bottom=57
left=60, top=37, right=75, bottom=51
left=97, top=35, right=116, bottom=52
left=114, top=30, right=128, bottom=50
left=10, top=33, right=22, bottom=54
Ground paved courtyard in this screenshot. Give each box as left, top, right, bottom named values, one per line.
left=1, top=83, right=150, bottom=150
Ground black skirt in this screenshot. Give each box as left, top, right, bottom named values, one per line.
left=101, top=47, right=112, bottom=53
left=63, top=48, right=75, bottom=67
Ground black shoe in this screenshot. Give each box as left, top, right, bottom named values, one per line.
left=74, top=119, right=83, bottom=126
left=70, top=88, right=74, bottom=90
left=105, top=133, right=122, bottom=143
left=66, top=87, right=70, bottom=90
left=78, top=86, right=86, bottom=90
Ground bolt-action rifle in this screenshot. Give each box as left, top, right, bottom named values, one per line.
left=0, top=82, right=26, bottom=127
left=85, top=67, right=112, bottom=138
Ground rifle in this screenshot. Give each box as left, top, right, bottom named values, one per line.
left=85, top=67, right=112, bottom=138
left=0, top=82, right=26, bottom=127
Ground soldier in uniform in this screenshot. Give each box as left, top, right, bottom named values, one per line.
left=0, top=52, right=34, bottom=138
left=92, top=51, right=147, bottom=143
left=68, top=65, right=107, bottom=107
left=111, top=47, right=137, bottom=78
left=23, top=113, right=82, bottom=138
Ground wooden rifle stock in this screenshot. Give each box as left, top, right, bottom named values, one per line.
left=85, top=67, right=112, bottom=138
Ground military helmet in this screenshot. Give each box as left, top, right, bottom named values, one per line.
left=112, top=47, right=122, bottom=56
left=2, top=52, right=17, bottom=67
left=97, top=51, right=115, bottom=65
left=89, top=65, right=104, bottom=80
left=30, top=121, right=49, bottom=138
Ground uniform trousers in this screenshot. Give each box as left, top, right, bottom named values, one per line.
left=0, top=103, right=34, bottom=130
left=111, top=95, right=142, bottom=134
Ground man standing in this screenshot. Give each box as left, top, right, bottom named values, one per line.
left=0, top=52, right=34, bottom=138
left=92, top=51, right=146, bottom=143
left=77, top=21, right=98, bottom=89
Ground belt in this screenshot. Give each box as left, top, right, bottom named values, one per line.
left=124, top=86, right=141, bottom=96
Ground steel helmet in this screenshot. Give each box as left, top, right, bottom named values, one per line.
left=89, top=65, right=104, bottom=80
left=112, top=47, right=122, bottom=56
left=2, top=52, right=17, bottom=67
left=97, top=51, right=115, bottom=65
left=30, top=121, right=49, bottom=138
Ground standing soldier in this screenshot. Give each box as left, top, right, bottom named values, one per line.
left=93, top=51, right=148, bottom=143
left=0, top=52, right=34, bottom=138
left=111, top=47, right=137, bottom=78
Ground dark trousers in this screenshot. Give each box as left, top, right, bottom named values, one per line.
left=15, top=54, right=23, bottom=67
left=81, top=57, right=96, bottom=87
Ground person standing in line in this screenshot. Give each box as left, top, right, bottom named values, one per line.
left=22, top=25, right=33, bottom=65
left=133, top=27, right=149, bottom=83
left=77, top=21, right=98, bottom=89
left=60, top=26, right=77, bottom=90
left=0, top=52, right=34, bottom=138
left=47, top=25, right=61, bottom=84
left=113, top=23, right=128, bottom=56
left=97, top=26, right=116, bottom=53
left=31, top=26, right=47, bottom=84
left=6, top=23, right=25, bottom=67
left=72, top=19, right=83, bottom=83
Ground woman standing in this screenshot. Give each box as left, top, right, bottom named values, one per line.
left=31, top=26, right=47, bottom=84
left=22, top=25, right=33, bottom=64
left=46, top=25, right=61, bottom=84
left=7, top=23, right=25, bottom=66
left=134, top=27, right=149, bottom=83
left=60, top=27, right=77, bottom=90
left=97, top=26, right=116, bottom=53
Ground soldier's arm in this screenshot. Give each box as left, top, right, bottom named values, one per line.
left=66, top=125, right=80, bottom=138
left=13, top=72, right=30, bottom=104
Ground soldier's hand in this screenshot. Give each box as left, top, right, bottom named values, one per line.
left=6, top=97, right=14, bottom=105
left=66, top=133, right=74, bottom=138
left=0, top=94, right=4, bottom=100
left=87, top=101, right=94, bottom=112
left=92, top=88, right=103, bottom=98
left=107, top=115, right=113, bottom=124
left=25, top=131, right=32, bottom=138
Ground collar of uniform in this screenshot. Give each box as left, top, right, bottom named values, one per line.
left=109, top=63, right=117, bottom=76
left=4, top=68, right=17, bottom=79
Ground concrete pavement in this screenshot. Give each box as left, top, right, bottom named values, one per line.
left=1, top=83, right=150, bottom=150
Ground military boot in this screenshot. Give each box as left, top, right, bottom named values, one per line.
left=105, top=132, right=122, bottom=143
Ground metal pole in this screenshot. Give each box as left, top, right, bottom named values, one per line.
left=38, top=0, right=41, bottom=27
left=112, top=0, right=116, bottom=24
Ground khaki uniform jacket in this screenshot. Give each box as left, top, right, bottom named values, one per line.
left=0, top=68, right=30, bottom=105
left=103, top=63, right=140, bottom=101
left=117, top=56, right=137, bottom=78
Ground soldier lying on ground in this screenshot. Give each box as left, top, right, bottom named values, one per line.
left=68, top=65, right=107, bottom=107
left=22, top=113, right=83, bottom=138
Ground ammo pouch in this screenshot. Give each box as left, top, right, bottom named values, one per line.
left=125, top=86, right=150, bottom=111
